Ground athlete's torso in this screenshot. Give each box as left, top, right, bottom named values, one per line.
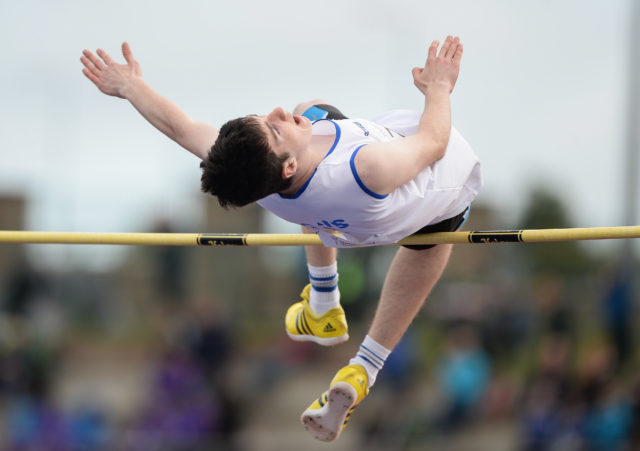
left=258, top=111, right=482, bottom=247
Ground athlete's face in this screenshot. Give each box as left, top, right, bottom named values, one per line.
left=258, top=107, right=313, bottom=158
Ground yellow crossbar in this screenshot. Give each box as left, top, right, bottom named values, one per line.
left=0, top=226, right=638, bottom=246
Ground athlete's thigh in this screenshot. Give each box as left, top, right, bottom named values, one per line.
left=382, top=244, right=453, bottom=298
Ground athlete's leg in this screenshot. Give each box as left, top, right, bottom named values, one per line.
left=284, top=227, right=347, bottom=346
left=301, top=244, right=453, bottom=441
left=349, top=244, right=452, bottom=386
left=302, top=226, right=336, bottom=266
left=369, top=244, right=452, bottom=349
left=301, top=226, right=340, bottom=317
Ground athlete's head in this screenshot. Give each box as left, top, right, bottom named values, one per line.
left=200, top=116, right=293, bottom=208
left=201, top=107, right=313, bottom=208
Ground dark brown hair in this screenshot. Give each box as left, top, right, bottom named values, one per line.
left=200, top=117, right=292, bottom=207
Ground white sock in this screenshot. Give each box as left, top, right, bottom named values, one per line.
left=349, top=335, right=391, bottom=388
left=308, top=262, right=340, bottom=316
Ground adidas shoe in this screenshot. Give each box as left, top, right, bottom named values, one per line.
left=285, top=284, right=348, bottom=346
left=301, top=364, right=369, bottom=442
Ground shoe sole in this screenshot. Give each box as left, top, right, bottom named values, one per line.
left=300, top=382, right=356, bottom=442
left=286, top=330, right=349, bottom=346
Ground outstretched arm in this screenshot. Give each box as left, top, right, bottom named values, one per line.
left=81, top=42, right=218, bottom=160
left=353, top=36, right=463, bottom=195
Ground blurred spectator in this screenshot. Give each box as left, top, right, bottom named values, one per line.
left=158, top=297, right=240, bottom=447
left=480, top=285, right=534, bottom=363
left=151, top=220, right=187, bottom=305
left=521, top=334, right=578, bottom=450
left=577, top=345, right=615, bottom=411
left=435, top=323, right=491, bottom=431
left=6, top=395, right=63, bottom=451
left=631, top=379, right=640, bottom=448
left=577, top=345, right=633, bottom=450
left=601, top=262, right=633, bottom=370
left=532, top=276, right=572, bottom=336
left=376, top=330, right=417, bottom=390
left=5, top=394, right=110, bottom=450
left=185, top=299, right=240, bottom=445
left=358, top=332, right=421, bottom=450
left=121, top=351, right=222, bottom=451
left=66, top=405, right=111, bottom=450
left=522, top=340, right=636, bottom=450
left=0, top=338, right=59, bottom=403
left=581, top=382, right=633, bottom=451
left=2, top=258, right=50, bottom=316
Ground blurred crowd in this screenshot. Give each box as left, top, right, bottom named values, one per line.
left=357, top=268, right=640, bottom=451
left=0, top=203, right=638, bottom=450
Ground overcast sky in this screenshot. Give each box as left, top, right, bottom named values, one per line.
left=0, top=0, right=637, bottom=268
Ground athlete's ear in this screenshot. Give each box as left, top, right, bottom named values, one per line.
left=282, top=157, right=297, bottom=180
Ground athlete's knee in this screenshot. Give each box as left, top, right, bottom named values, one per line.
left=293, top=99, right=328, bottom=115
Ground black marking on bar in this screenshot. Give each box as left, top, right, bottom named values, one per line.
left=468, top=230, right=523, bottom=243
left=197, top=234, right=247, bottom=246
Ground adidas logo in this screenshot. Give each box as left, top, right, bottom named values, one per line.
left=323, top=322, right=336, bottom=332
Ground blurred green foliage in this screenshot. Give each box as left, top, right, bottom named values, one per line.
left=518, top=187, right=593, bottom=274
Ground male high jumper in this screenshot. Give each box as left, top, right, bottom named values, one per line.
left=80, top=35, right=481, bottom=441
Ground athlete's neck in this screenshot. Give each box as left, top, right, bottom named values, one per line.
left=280, top=133, right=336, bottom=196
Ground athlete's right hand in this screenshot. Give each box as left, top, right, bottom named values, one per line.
left=412, top=36, right=463, bottom=95
left=81, top=42, right=142, bottom=99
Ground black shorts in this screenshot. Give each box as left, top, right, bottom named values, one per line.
left=402, top=208, right=469, bottom=250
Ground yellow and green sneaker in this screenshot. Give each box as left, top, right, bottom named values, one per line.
left=285, top=284, right=348, bottom=346
left=301, top=364, right=369, bottom=442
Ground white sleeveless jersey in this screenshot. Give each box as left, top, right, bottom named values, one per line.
left=258, top=110, right=482, bottom=248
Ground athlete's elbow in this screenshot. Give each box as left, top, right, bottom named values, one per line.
left=415, top=133, right=447, bottom=164
left=425, top=141, right=447, bottom=165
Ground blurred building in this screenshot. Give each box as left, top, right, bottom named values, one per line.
left=0, top=195, right=26, bottom=278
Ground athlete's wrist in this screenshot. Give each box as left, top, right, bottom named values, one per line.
left=120, top=76, right=146, bottom=100
left=423, top=82, right=451, bottom=96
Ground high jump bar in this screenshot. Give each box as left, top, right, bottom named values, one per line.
left=0, top=226, right=638, bottom=246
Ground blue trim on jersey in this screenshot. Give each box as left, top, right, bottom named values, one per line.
left=279, top=168, right=317, bottom=199
left=313, top=119, right=341, bottom=159
left=278, top=120, right=342, bottom=199
left=349, top=145, right=389, bottom=200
